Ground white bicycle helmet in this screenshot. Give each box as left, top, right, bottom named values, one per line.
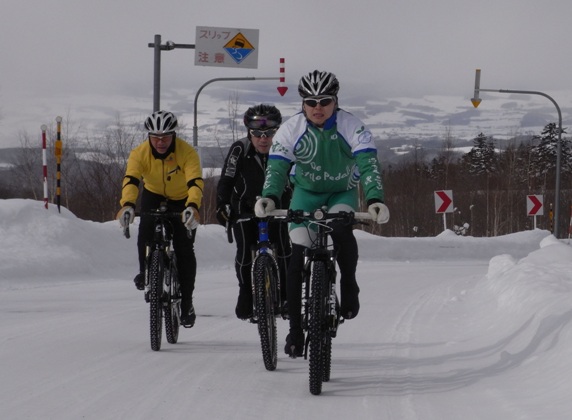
left=298, top=70, right=340, bottom=98
left=145, top=110, right=178, bottom=134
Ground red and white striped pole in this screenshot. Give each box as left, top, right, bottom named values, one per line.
left=277, top=57, right=288, bottom=96
left=41, top=124, right=48, bottom=209
left=55, top=116, right=63, bottom=213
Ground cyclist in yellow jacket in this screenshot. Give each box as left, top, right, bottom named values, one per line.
left=117, top=110, right=203, bottom=327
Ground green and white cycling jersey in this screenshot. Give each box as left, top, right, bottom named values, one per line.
left=262, top=109, right=384, bottom=205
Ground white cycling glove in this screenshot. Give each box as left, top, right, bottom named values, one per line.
left=182, top=207, right=200, bottom=230
left=117, top=206, right=135, bottom=228
left=254, top=197, right=275, bottom=217
left=368, top=202, right=390, bottom=224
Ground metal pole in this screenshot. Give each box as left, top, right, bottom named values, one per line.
left=192, top=77, right=279, bottom=147
left=148, top=34, right=196, bottom=113
left=479, top=87, right=563, bottom=237
left=152, top=34, right=161, bottom=112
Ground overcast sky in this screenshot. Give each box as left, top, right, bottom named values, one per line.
left=1, top=0, right=572, bottom=147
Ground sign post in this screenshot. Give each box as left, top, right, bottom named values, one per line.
left=54, top=116, right=63, bottom=213
left=527, top=194, right=544, bottom=229
left=434, top=190, right=454, bottom=231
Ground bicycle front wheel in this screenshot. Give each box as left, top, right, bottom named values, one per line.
left=164, top=254, right=180, bottom=344
left=148, top=249, right=163, bottom=351
left=309, top=260, right=328, bottom=395
left=253, top=254, right=278, bottom=371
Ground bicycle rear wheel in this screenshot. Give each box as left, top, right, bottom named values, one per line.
left=164, top=254, right=180, bottom=344
left=309, top=260, right=327, bottom=395
left=253, top=254, right=278, bottom=371
left=148, top=249, right=163, bottom=351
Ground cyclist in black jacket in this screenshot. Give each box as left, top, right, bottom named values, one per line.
left=216, top=104, right=292, bottom=320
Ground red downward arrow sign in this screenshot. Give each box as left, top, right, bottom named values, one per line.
left=528, top=195, right=542, bottom=215
left=436, top=191, right=452, bottom=213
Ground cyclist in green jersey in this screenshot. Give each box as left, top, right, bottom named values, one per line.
left=255, top=70, right=390, bottom=357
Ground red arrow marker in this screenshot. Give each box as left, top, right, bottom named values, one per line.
left=277, top=58, right=288, bottom=96
left=436, top=191, right=452, bottom=213
left=529, top=195, right=542, bottom=215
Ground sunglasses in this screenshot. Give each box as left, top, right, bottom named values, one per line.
left=303, top=96, right=335, bottom=107
left=247, top=118, right=280, bottom=129
left=149, top=132, right=174, bottom=141
left=249, top=128, right=278, bottom=138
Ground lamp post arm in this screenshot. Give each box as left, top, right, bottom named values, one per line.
left=192, top=77, right=279, bottom=147
left=478, top=87, right=563, bottom=237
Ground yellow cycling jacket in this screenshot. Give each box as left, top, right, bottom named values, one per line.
left=120, top=138, right=203, bottom=210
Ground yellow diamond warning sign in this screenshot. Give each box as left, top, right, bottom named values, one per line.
left=223, top=32, right=255, bottom=64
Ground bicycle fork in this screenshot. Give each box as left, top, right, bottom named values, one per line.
left=302, top=252, right=341, bottom=331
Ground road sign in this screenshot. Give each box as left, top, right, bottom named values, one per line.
left=195, top=26, right=259, bottom=69
left=434, top=190, right=453, bottom=213
left=527, top=195, right=543, bottom=216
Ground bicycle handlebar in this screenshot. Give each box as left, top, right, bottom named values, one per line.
left=266, top=209, right=372, bottom=222
left=143, top=209, right=194, bottom=239
left=140, top=210, right=182, bottom=219
left=122, top=207, right=194, bottom=239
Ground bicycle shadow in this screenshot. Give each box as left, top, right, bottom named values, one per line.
left=322, top=309, right=572, bottom=396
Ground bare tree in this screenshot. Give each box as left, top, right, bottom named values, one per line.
left=68, top=114, right=144, bottom=221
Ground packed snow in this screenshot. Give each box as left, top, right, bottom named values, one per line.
left=1, top=198, right=572, bottom=419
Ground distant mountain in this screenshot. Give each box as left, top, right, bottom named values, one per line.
left=2, top=89, right=572, bottom=165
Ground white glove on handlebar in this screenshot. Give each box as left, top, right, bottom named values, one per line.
left=182, top=207, right=200, bottom=230
left=117, top=206, right=135, bottom=228
left=254, top=197, right=275, bottom=217
left=368, top=202, right=390, bottom=224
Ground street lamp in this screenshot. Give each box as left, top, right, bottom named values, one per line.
left=148, top=34, right=195, bottom=112
left=471, top=69, right=563, bottom=238
left=193, top=77, right=278, bottom=147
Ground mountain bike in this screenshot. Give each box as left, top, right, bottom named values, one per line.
left=231, top=214, right=287, bottom=371
left=271, top=208, right=371, bottom=395
left=123, top=203, right=184, bottom=351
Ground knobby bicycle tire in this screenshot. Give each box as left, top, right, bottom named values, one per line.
left=322, top=263, right=335, bottom=382
left=253, top=254, right=278, bottom=371
left=149, top=249, right=163, bottom=351
left=309, top=260, right=327, bottom=395
left=164, top=253, right=180, bottom=344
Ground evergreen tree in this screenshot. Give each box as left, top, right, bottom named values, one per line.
left=531, top=123, right=570, bottom=192
left=463, top=132, right=498, bottom=176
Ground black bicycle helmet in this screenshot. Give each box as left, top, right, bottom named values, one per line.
left=144, top=110, right=178, bottom=134
left=243, top=104, right=282, bottom=130
left=298, top=70, right=340, bottom=98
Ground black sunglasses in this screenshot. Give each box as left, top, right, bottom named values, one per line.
left=249, top=128, right=278, bottom=138
left=303, top=96, right=335, bottom=107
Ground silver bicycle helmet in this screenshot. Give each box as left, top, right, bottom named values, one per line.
left=144, top=110, right=178, bottom=134
left=298, top=70, right=340, bottom=98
